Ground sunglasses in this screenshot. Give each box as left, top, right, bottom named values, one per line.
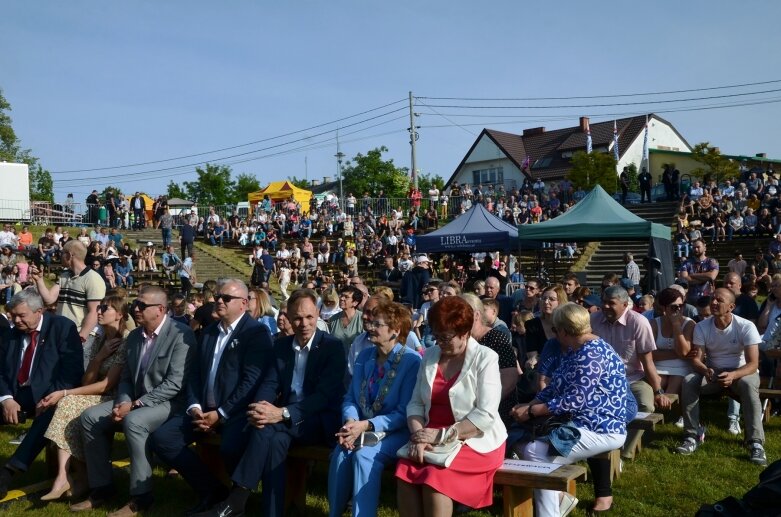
left=97, top=304, right=112, bottom=313
left=132, top=300, right=163, bottom=312
left=215, top=294, right=246, bottom=304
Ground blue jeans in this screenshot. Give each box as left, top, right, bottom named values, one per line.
left=161, top=228, right=172, bottom=248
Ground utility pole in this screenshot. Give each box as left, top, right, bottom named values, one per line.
left=335, top=129, right=345, bottom=210
left=409, top=91, right=419, bottom=190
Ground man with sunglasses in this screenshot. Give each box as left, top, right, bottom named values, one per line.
left=151, top=279, right=276, bottom=515
left=73, top=286, right=194, bottom=515
left=199, top=289, right=345, bottom=517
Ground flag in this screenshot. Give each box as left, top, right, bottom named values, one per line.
left=613, top=120, right=620, bottom=162
left=585, top=119, right=592, bottom=154
left=521, top=155, right=530, bottom=171
left=642, top=115, right=649, bottom=166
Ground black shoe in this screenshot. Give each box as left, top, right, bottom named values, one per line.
left=191, top=501, right=244, bottom=517
left=185, top=487, right=230, bottom=517
left=0, top=467, right=13, bottom=500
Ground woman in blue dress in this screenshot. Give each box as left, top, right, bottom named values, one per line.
left=328, top=300, right=422, bottom=516
left=509, top=302, right=630, bottom=517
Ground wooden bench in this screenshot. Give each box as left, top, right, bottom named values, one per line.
left=285, top=445, right=586, bottom=517
left=760, top=388, right=781, bottom=423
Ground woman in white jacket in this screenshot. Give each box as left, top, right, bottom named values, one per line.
left=396, top=296, right=506, bottom=516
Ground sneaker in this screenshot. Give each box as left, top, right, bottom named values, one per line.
left=728, top=419, right=742, bottom=436
left=560, top=492, right=579, bottom=517
left=676, top=437, right=699, bottom=455
left=749, top=442, right=768, bottom=466
left=674, top=416, right=684, bottom=428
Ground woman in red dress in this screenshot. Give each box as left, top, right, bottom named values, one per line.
left=396, top=296, right=507, bottom=515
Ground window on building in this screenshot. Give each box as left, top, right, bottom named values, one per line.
left=472, top=167, right=504, bottom=185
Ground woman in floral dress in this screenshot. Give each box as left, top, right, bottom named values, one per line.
left=38, top=294, right=129, bottom=501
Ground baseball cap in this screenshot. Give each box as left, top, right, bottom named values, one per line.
left=416, top=255, right=430, bottom=264
left=583, top=294, right=602, bottom=308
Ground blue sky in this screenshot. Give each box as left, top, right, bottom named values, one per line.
left=3, top=1, right=780, bottom=203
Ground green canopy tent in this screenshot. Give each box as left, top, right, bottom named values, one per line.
left=517, top=185, right=674, bottom=291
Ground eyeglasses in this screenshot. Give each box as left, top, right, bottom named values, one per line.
left=433, top=333, right=457, bottom=344
left=525, top=286, right=538, bottom=291
left=97, top=304, right=112, bottom=313
left=423, top=288, right=438, bottom=294
left=132, top=300, right=162, bottom=312
left=667, top=304, right=683, bottom=310
left=364, top=321, right=389, bottom=330
left=215, top=294, right=246, bottom=304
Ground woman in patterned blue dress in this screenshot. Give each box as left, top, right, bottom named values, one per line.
left=509, top=302, right=629, bottom=517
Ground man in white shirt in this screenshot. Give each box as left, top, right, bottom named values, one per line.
left=209, top=289, right=345, bottom=517
left=0, top=224, right=15, bottom=248
left=677, top=288, right=767, bottom=465
left=150, top=279, right=276, bottom=515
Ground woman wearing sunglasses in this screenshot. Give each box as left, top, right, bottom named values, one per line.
left=651, top=287, right=695, bottom=409
left=37, top=295, right=130, bottom=501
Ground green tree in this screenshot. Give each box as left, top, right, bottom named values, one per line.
left=341, top=147, right=410, bottom=198
left=231, top=173, right=261, bottom=204
left=689, top=142, right=740, bottom=184
left=100, top=186, right=122, bottom=200
left=0, top=89, right=52, bottom=202
left=623, top=162, right=639, bottom=193
left=29, top=164, right=54, bottom=203
left=417, top=172, right=445, bottom=194
left=567, top=151, right=619, bottom=192
left=166, top=181, right=188, bottom=200
left=287, top=175, right=311, bottom=190
left=183, top=163, right=235, bottom=206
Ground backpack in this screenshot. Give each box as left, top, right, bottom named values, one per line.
left=696, top=459, right=781, bottom=516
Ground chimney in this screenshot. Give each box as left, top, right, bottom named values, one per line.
left=522, top=127, right=546, bottom=137
left=756, top=153, right=767, bottom=158
left=323, top=176, right=331, bottom=184
left=579, top=117, right=589, bottom=132
left=311, top=179, right=320, bottom=186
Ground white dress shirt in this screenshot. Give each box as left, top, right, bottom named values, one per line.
left=290, top=333, right=316, bottom=403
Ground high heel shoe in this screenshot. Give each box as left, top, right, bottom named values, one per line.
left=40, top=481, right=71, bottom=501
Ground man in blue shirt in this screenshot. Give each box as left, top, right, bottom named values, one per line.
left=180, top=221, right=196, bottom=258
left=115, top=256, right=134, bottom=288
left=162, top=246, right=182, bottom=280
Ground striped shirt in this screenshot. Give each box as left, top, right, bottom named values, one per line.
left=57, top=268, right=106, bottom=330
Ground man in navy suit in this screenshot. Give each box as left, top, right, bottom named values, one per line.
left=0, top=289, right=83, bottom=499
left=151, top=279, right=277, bottom=515
left=194, top=288, right=346, bottom=517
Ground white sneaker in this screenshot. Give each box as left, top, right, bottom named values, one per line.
left=559, top=492, right=579, bottom=517
left=728, top=419, right=742, bottom=436
left=675, top=416, right=684, bottom=428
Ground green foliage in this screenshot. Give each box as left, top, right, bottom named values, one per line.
left=417, top=171, right=445, bottom=193
left=29, top=164, right=53, bottom=203
left=183, top=163, right=235, bottom=206
left=99, top=186, right=122, bottom=201
left=0, top=89, right=52, bottom=202
left=341, top=146, right=410, bottom=198
left=166, top=181, right=188, bottom=200
left=690, top=142, right=740, bottom=184
left=623, top=162, right=639, bottom=193
left=287, top=175, right=311, bottom=189
left=567, top=151, right=619, bottom=192
left=231, top=173, right=261, bottom=203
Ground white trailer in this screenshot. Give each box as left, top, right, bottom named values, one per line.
left=0, top=162, right=31, bottom=221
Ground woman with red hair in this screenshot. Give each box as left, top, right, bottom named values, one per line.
left=396, top=296, right=506, bottom=515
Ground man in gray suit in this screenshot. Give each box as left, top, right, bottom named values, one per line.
left=71, top=285, right=194, bottom=516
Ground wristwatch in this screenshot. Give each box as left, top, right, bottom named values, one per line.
left=655, top=388, right=665, bottom=396
left=281, top=407, right=291, bottom=422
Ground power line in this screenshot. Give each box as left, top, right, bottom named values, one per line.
left=50, top=98, right=407, bottom=173
left=418, top=78, right=781, bottom=101
left=421, top=87, right=781, bottom=110
left=54, top=108, right=407, bottom=183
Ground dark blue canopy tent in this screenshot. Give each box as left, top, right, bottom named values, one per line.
left=416, top=203, right=540, bottom=253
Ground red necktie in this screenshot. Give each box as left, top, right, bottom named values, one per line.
left=17, top=330, right=39, bottom=385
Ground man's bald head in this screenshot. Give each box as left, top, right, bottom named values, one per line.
left=724, top=272, right=742, bottom=294
left=485, top=277, right=501, bottom=299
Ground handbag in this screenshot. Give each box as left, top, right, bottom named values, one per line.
left=396, top=439, right=463, bottom=467
left=521, top=413, right=573, bottom=440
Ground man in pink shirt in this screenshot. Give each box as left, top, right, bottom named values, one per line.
left=591, top=285, right=672, bottom=459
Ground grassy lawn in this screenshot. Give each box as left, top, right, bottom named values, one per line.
left=0, top=398, right=777, bottom=516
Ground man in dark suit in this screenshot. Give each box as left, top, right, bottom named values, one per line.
left=195, top=289, right=345, bottom=517
left=0, top=290, right=83, bottom=499
left=72, top=286, right=194, bottom=516
left=151, top=279, right=277, bottom=515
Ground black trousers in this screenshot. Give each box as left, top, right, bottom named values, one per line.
left=1, top=387, right=56, bottom=472
left=150, top=412, right=249, bottom=495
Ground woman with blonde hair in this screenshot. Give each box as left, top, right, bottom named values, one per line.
left=523, top=284, right=568, bottom=370
left=38, top=294, right=130, bottom=500
left=255, top=289, right=278, bottom=334
left=320, top=287, right=341, bottom=321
